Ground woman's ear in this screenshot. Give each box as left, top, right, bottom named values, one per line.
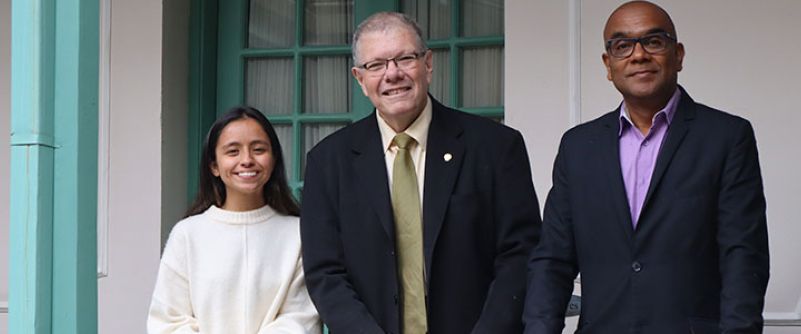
left=210, top=161, right=220, bottom=177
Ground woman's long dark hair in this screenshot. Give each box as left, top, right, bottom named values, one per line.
left=185, top=106, right=299, bottom=217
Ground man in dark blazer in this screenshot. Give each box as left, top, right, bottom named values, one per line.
left=524, top=2, right=769, bottom=333
left=300, top=12, right=541, bottom=334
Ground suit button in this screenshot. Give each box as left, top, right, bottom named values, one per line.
left=394, top=294, right=399, bottom=305
left=390, top=251, right=395, bottom=256
left=631, top=261, right=642, bottom=272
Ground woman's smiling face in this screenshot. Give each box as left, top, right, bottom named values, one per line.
left=210, top=117, right=275, bottom=210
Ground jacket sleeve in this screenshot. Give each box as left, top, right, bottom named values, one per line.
left=147, top=228, right=202, bottom=334
left=300, top=149, right=385, bottom=334
left=717, top=120, right=769, bottom=332
left=523, top=135, right=579, bottom=334
left=471, top=131, right=543, bottom=333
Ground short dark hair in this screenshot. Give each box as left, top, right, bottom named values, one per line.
left=185, top=106, right=299, bottom=217
left=352, top=11, right=427, bottom=65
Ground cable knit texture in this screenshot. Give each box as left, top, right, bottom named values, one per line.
left=147, top=205, right=321, bottom=334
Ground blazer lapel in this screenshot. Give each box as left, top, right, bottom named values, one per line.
left=641, top=89, right=695, bottom=217
left=351, top=114, right=396, bottom=241
left=599, top=111, right=635, bottom=238
left=422, top=102, right=464, bottom=281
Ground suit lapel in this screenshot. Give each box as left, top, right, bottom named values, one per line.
left=641, top=89, right=695, bottom=217
left=422, top=101, right=464, bottom=280
left=351, top=114, right=396, bottom=241
left=599, top=111, right=635, bottom=238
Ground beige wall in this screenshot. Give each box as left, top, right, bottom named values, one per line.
left=507, top=0, right=801, bottom=332
left=1, top=0, right=10, bottom=329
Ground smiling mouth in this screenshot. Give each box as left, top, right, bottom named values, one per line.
left=629, top=70, right=656, bottom=77
left=237, top=171, right=257, bottom=177
left=382, top=87, right=411, bottom=96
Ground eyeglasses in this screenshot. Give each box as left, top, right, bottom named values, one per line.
left=605, top=32, right=676, bottom=59
left=358, top=51, right=427, bottom=74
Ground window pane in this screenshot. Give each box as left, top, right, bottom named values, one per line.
left=273, top=124, right=295, bottom=180
left=429, top=49, right=450, bottom=104
left=401, top=0, right=450, bottom=40
left=248, top=0, right=295, bottom=48
left=461, top=46, right=503, bottom=108
left=301, top=123, right=348, bottom=179
left=462, top=0, right=503, bottom=37
left=304, top=0, right=353, bottom=45
left=246, top=57, right=294, bottom=115
left=303, top=56, right=353, bottom=114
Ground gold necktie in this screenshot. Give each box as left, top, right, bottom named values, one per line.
left=391, top=133, right=427, bottom=333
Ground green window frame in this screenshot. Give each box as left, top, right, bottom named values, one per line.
left=189, top=0, right=504, bottom=199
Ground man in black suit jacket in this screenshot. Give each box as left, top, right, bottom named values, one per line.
left=524, top=2, right=769, bottom=333
left=300, top=12, right=541, bottom=334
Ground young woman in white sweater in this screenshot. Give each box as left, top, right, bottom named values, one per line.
left=148, top=106, right=321, bottom=334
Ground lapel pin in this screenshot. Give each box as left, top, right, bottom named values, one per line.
left=443, top=153, right=452, bottom=162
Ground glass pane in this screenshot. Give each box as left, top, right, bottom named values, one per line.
left=273, top=124, right=295, bottom=180
left=301, top=123, right=347, bottom=179
left=429, top=49, right=450, bottom=104
left=303, top=56, right=353, bottom=114
left=246, top=57, right=294, bottom=115
left=462, top=0, right=503, bottom=37
left=304, top=0, right=353, bottom=45
left=401, top=0, right=451, bottom=40
left=460, top=46, right=504, bottom=108
left=248, top=0, right=295, bottom=48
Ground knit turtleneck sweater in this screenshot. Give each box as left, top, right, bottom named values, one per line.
left=147, top=205, right=321, bottom=334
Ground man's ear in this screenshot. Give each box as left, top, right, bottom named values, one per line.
left=675, top=42, right=685, bottom=72
left=602, top=52, right=613, bottom=81
left=424, top=50, right=433, bottom=83
left=352, top=67, right=369, bottom=96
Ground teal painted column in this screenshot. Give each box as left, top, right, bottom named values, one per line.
left=9, top=0, right=56, bottom=332
left=51, top=0, right=100, bottom=332
left=9, top=0, right=100, bottom=332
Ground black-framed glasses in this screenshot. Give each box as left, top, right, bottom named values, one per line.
left=605, top=32, right=676, bottom=58
left=358, top=50, right=428, bottom=74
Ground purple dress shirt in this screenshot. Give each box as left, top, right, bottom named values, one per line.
left=619, top=89, right=681, bottom=227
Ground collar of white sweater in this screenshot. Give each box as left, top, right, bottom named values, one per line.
left=205, top=205, right=277, bottom=225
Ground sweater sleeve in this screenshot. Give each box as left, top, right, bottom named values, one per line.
left=147, top=226, right=202, bottom=334
left=258, top=256, right=322, bottom=334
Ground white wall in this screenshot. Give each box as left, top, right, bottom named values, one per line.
left=97, top=0, right=190, bottom=331
left=0, top=0, right=11, bottom=330
left=506, top=0, right=571, bottom=202
left=97, top=0, right=164, bottom=332
left=506, top=1, right=581, bottom=331
left=507, top=0, right=801, bottom=332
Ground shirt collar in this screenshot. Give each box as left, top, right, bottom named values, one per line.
left=618, top=87, right=681, bottom=136
left=377, top=96, right=432, bottom=151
